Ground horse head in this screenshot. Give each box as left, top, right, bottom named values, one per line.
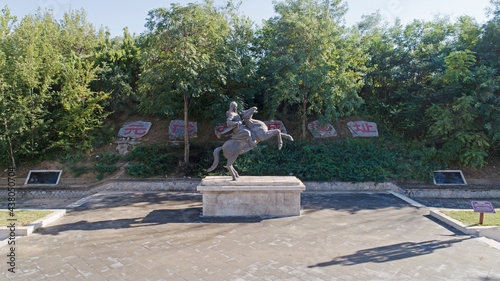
left=241, top=106, right=258, bottom=121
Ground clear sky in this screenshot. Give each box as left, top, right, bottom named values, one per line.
left=2, top=0, right=495, bottom=37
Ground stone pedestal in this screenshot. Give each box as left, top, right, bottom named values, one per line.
left=197, top=176, right=305, bottom=217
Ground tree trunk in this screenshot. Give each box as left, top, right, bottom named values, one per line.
left=302, top=98, right=307, bottom=140
left=29, top=87, right=35, bottom=157
left=3, top=117, right=16, bottom=169
left=183, top=93, right=189, bottom=165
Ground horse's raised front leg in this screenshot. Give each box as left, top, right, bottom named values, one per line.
left=258, top=129, right=283, bottom=149
left=281, top=133, right=294, bottom=142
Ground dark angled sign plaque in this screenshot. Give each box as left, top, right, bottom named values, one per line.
left=471, top=201, right=495, bottom=225
left=471, top=201, right=495, bottom=213
left=25, top=170, right=62, bottom=185
left=433, top=170, right=467, bottom=185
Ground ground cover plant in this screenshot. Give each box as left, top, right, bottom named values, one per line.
left=205, top=138, right=440, bottom=182
left=441, top=210, right=500, bottom=226
left=61, top=152, right=91, bottom=177
left=125, top=143, right=179, bottom=178
left=0, top=210, right=52, bottom=226
left=92, top=152, right=121, bottom=180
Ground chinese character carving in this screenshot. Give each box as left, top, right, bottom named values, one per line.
left=118, top=121, right=152, bottom=139
left=169, top=120, right=198, bottom=139
left=307, top=120, right=337, bottom=138
left=347, top=121, right=379, bottom=137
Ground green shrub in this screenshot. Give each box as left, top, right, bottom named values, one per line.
left=61, top=152, right=91, bottom=177
left=92, top=152, right=121, bottom=180
left=207, top=138, right=441, bottom=182
left=125, top=163, right=156, bottom=178
left=71, top=166, right=92, bottom=177
left=96, top=152, right=121, bottom=165
left=125, top=144, right=178, bottom=177
left=92, top=164, right=117, bottom=180
left=88, top=124, right=116, bottom=148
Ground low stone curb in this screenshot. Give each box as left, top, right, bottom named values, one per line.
left=429, top=208, right=500, bottom=245
left=2, top=178, right=500, bottom=199
left=389, top=191, right=500, bottom=250
left=305, top=181, right=399, bottom=192
left=401, top=187, right=500, bottom=199
left=0, top=209, right=66, bottom=248
left=0, top=178, right=201, bottom=199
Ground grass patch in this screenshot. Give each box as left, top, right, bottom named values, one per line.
left=441, top=210, right=500, bottom=226
left=0, top=210, right=53, bottom=227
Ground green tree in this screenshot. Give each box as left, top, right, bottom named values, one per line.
left=256, top=0, right=366, bottom=140
left=0, top=5, right=16, bottom=39
left=424, top=2, right=500, bottom=167
left=93, top=27, right=141, bottom=111
left=58, top=9, right=101, bottom=56
left=55, top=52, right=111, bottom=151
left=2, top=10, right=62, bottom=160
left=139, top=1, right=241, bottom=164
left=190, top=2, right=256, bottom=123
left=0, top=6, right=18, bottom=167
left=360, top=17, right=456, bottom=138
left=0, top=8, right=111, bottom=167
left=360, top=9, right=500, bottom=167
left=426, top=50, right=488, bottom=167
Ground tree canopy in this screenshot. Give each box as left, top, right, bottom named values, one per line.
left=360, top=4, right=500, bottom=167
left=0, top=7, right=112, bottom=167
left=1, top=0, right=500, bottom=172
left=256, top=0, right=366, bottom=139
left=138, top=1, right=254, bottom=163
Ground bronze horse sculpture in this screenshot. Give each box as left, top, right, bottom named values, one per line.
left=207, top=106, right=294, bottom=180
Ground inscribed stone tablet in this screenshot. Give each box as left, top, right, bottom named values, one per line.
left=169, top=120, right=198, bottom=139
left=433, top=170, right=467, bottom=185
left=347, top=121, right=379, bottom=137
left=118, top=121, right=152, bottom=138
left=214, top=123, right=229, bottom=136
left=25, top=170, right=62, bottom=185
left=264, top=120, right=288, bottom=134
left=307, top=120, right=337, bottom=138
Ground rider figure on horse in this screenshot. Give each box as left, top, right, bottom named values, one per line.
left=217, top=101, right=257, bottom=153
left=208, top=101, right=294, bottom=179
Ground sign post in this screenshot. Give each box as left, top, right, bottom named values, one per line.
left=470, top=201, right=496, bottom=225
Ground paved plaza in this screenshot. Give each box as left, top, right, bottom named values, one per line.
left=2, top=191, right=500, bottom=280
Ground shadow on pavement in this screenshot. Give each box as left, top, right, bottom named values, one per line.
left=72, top=192, right=414, bottom=214
left=308, top=237, right=472, bottom=267
left=142, top=208, right=266, bottom=224
left=39, top=192, right=434, bottom=236
left=39, top=207, right=271, bottom=235
left=71, top=192, right=202, bottom=211
left=423, top=214, right=468, bottom=235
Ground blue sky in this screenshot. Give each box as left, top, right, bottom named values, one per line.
left=2, top=0, right=494, bottom=37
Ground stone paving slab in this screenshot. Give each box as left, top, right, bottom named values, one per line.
left=1, top=191, right=500, bottom=280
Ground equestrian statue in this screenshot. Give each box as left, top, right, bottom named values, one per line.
left=207, top=101, right=294, bottom=180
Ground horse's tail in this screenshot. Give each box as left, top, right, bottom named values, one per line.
left=207, top=146, right=222, bottom=172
